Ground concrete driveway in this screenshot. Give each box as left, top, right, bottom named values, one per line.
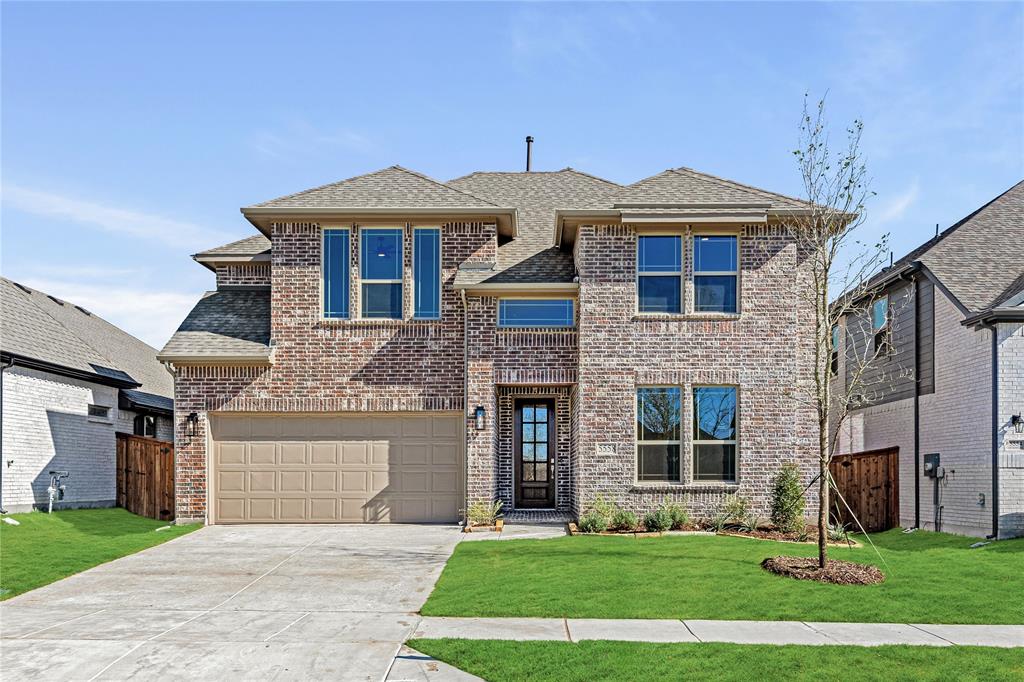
left=0, top=524, right=463, bottom=681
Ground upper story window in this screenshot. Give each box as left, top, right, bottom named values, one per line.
left=361, top=228, right=403, bottom=319
left=637, top=235, right=682, bottom=314
left=413, top=228, right=441, bottom=320
left=692, top=386, right=737, bottom=482
left=134, top=414, right=156, bottom=438
left=872, top=296, right=890, bottom=355
left=693, top=235, right=738, bottom=314
left=830, top=325, right=840, bottom=376
left=636, top=387, right=681, bottom=481
left=87, top=404, right=111, bottom=421
left=498, top=299, right=575, bottom=328
left=323, top=228, right=351, bottom=319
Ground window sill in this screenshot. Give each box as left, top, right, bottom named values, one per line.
left=317, top=317, right=443, bottom=326
left=88, top=417, right=114, bottom=425
left=630, top=482, right=739, bottom=493
left=632, top=313, right=740, bottom=322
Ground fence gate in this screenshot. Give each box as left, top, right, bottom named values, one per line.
left=116, top=433, right=175, bottom=521
left=829, top=447, right=899, bottom=533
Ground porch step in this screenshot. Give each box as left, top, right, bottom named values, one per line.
left=503, top=509, right=573, bottom=524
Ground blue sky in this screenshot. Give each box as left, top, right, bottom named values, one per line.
left=2, top=1, right=1021, bottom=348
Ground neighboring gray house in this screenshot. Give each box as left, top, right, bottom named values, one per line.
left=1, top=277, right=174, bottom=512
left=835, top=181, right=1024, bottom=539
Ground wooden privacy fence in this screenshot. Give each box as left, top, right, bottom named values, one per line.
left=829, top=447, right=899, bottom=533
left=116, top=433, right=175, bottom=521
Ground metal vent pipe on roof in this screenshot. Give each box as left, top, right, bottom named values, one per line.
left=526, top=136, right=534, bottom=171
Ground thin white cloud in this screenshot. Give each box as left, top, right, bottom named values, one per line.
left=249, top=119, right=375, bottom=160
left=2, top=185, right=228, bottom=248
left=20, top=277, right=201, bottom=350
left=874, top=179, right=920, bottom=225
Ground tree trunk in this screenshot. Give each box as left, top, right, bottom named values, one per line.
left=818, top=421, right=830, bottom=568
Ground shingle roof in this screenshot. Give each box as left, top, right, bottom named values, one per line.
left=159, top=289, right=271, bottom=361
left=865, top=180, right=1024, bottom=314
left=617, top=167, right=807, bottom=208
left=253, top=165, right=500, bottom=209
left=195, top=234, right=271, bottom=258
left=448, top=169, right=621, bottom=284
left=0, top=277, right=172, bottom=398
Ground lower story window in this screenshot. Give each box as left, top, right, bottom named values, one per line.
left=636, top=387, right=681, bottom=481
left=692, top=386, right=737, bottom=482
left=134, top=414, right=157, bottom=438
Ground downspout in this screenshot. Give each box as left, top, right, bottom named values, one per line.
left=986, top=322, right=1000, bottom=539
left=0, top=357, right=14, bottom=514
left=460, top=288, right=469, bottom=527
left=913, top=275, right=921, bottom=528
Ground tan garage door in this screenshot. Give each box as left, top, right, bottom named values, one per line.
left=210, top=413, right=463, bottom=524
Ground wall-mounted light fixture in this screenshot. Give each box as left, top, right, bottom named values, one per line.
left=1012, top=414, right=1024, bottom=434
left=186, top=412, right=199, bottom=438
left=474, top=406, right=486, bottom=431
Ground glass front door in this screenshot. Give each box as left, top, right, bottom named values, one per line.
left=515, top=399, right=555, bottom=508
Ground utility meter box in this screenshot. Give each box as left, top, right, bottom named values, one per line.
left=924, top=453, right=941, bottom=478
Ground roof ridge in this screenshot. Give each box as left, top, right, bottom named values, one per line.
left=671, top=167, right=806, bottom=206
left=388, top=165, right=501, bottom=207
left=3, top=277, right=130, bottom=373
left=560, top=167, right=623, bottom=188
left=251, top=165, right=401, bottom=208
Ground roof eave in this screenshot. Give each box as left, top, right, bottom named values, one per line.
left=156, top=353, right=274, bottom=367
left=241, top=206, right=519, bottom=240
left=0, top=351, right=142, bottom=389
left=454, top=281, right=580, bottom=295
left=962, top=307, right=1024, bottom=328
left=192, top=253, right=272, bottom=272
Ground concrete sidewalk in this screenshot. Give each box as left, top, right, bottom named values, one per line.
left=412, top=617, right=1024, bottom=648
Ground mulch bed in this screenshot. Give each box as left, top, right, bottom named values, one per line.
left=761, top=555, right=885, bottom=585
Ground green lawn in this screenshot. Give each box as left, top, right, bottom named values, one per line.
left=422, top=530, right=1024, bottom=624
left=0, top=508, right=199, bottom=600
left=410, top=640, right=1024, bottom=682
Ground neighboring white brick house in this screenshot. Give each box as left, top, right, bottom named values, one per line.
left=837, top=181, right=1024, bottom=539
left=1, top=278, right=174, bottom=513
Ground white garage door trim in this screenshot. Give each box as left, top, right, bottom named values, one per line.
left=208, top=412, right=465, bottom=524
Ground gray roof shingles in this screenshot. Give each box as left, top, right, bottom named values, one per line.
left=194, top=234, right=271, bottom=258
left=159, top=289, right=271, bottom=360
left=0, top=278, right=172, bottom=402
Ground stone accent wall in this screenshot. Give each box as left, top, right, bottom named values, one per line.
left=997, top=321, right=1024, bottom=538
left=215, top=264, right=271, bottom=288
left=573, top=223, right=818, bottom=519
left=0, top=366, right=118, bottom=511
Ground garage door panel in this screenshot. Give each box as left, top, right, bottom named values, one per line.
left=212, top=413, right=463, bottom=524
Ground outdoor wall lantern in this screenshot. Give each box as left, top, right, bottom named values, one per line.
left=1012, top=414, right=1024, bottom=434
left=186, top=412, right=199, bottom=438
left=474, top=405, right=486, bottom=431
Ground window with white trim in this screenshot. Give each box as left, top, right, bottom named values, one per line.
left=413, top=228, right=441, bottom=319
left=693, top=235, right=738, bottom=314
left=692, top=386, right=737, bottom=482
left=361, top=228, right=403, bottom=319
left=637, top=235, right=682, bottom=314
left=636, top=387, right=681, bottom=481
left=88, top=404, right=111, bottom=420
left=323, top=228, right=350, bottom=319
left=134, top=414, right=157, bottom=438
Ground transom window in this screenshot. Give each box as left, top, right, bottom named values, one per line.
left=693, top=235, right=738, bottom=314
left=636, top=387, right=681, bottom=481
left=87, top=404, right=110, bottom=420
left=361, top=228, right=403, bottom=319
left=323, top=228, right=350, bottom=319
left=637, top=235, right=682, bottom=314
left=692, top=386, right=737, bottom=482
left=872, top=297, right=890, bottom=355
left=498, top=299, right=575, bottom=327
left=413, top=228, right=441, bottom=319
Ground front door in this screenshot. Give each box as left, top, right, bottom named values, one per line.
left=514, top=399, right=555, bottom=508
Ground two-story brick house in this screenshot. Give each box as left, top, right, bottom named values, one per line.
left=834, top=181, right=1024, bottom=539
left=160, top=165, right=818, bottom=525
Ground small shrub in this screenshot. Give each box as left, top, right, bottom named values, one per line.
left=827, top=521, right=850, bottom=543
left=739, top=512, right=763, bottom=533
left=721, top=494, right=750, bottom=523
left=663, top=501, right=690, bottom=530
left=643, top=508, right=672, bottom=533
left=591, top=495, right=616, bottom=524
left=770, top=463, right=806, bottom=532
left=578, top=511, right=607, bottom=534
left=610, top=508, right=638, bottom=531
left=466, top=499, right=503, bottom=527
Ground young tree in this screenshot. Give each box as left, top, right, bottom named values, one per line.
left=790, top=96, right=904, bottom=569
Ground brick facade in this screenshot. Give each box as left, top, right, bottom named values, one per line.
left=215, top=263, right=271, bottom=288
left=172, top=219, right=819, bottom=524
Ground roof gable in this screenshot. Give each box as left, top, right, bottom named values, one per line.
left=253, top=165, right=500, bottom=209
left=617, top=167, right=805, bottom=208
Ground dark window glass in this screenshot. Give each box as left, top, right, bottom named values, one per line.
left=498, top=299, right=574, bottom=327
left=637, top=387, right=681, bottom=482
left=414, top=228, right=441, bottom=319
left=693, top=235, right=737, bottom=272
left=638, top=236, right=682, bottom=272
left=361, top=229, right=403, bottom=280
left=694, top=276, right=737, bottom=314
left=638, top=444, right=681, bottom=482
left=361, top=283, right=402, bottom=319
left=638, top=276, right=681, bottom=313
left=692, top=386, right=737, bottom=482
left=694, top=444, right=736, bottom=481
left=134, top=414, right=156, bottom=438
left=323, top=230, right=350, bottom=319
